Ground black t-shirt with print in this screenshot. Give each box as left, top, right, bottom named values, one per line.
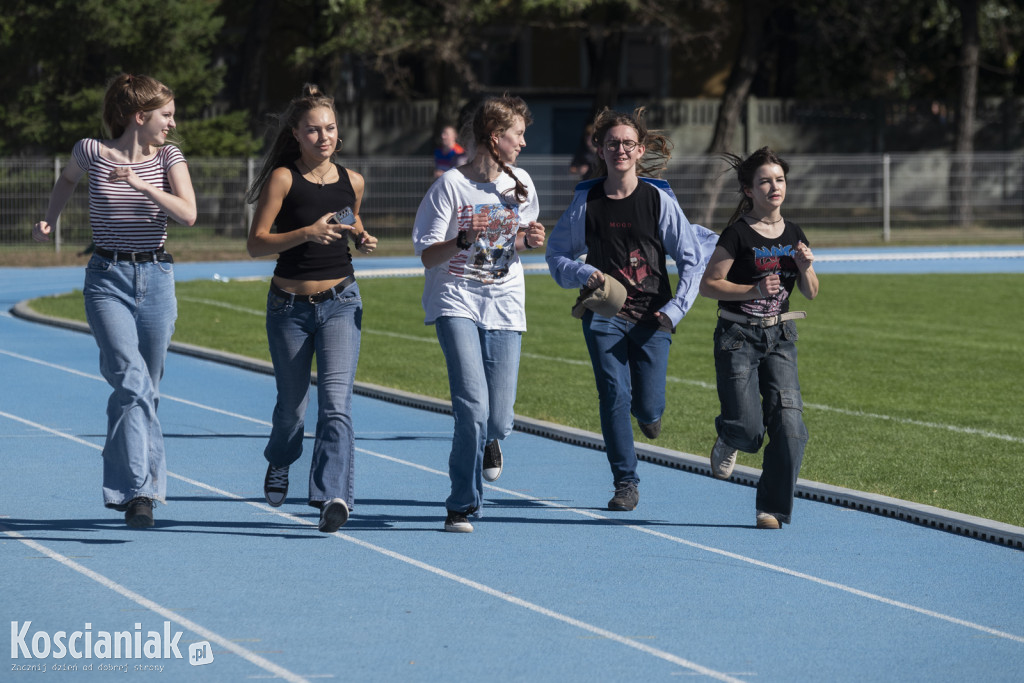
left=716, top=219, right=809, bottom=318
left=583, top=181, right=670, bottom=327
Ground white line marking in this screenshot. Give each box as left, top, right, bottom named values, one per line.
left=0, top=411, right=741, bottom=682
left=3, top=350, right=1024, bottom=649
left=0, top=525, right=309, bottom=682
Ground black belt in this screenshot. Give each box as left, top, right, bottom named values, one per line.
left=271, top=277, right=355, bottom=304
left=95, top=247, right=174, bottom=263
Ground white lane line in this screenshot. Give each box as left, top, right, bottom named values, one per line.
left=357, top=447, right=1024, bottom=645
left=4, top=351, right=1024, bottom=647
left=0, top=411, right=741, bottom=682
left=0, top=509, right=307, bottom=681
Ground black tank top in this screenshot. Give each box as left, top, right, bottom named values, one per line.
left=273, top=162, right=357, bottom=281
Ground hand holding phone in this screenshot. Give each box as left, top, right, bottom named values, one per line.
left=328, top=206, right=356, bottom=226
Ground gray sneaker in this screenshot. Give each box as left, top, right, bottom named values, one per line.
left=608, top=481, right=639, bottom=511
left=264, top=463, right=289, bottom=507
left=319, top=498, right=350, bottom=533
left=710, top=438, right=738, bottom=480
left=444, top=510, right=474, bottom=533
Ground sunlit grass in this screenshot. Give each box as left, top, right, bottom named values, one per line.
left=28, top=272, right=1024, bottom=527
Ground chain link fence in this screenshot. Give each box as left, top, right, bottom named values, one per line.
left=2, top=152, right=1021, bottom=255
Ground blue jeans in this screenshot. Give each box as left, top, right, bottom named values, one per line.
left=434, top=316, right=521, bottom=514
left=264, top=282, right=362, bottom=509
left=83, top=254, right=177, bottom=509
left=581, top=311, right=672, bottom=486
left=713, top=319, right=808, bottom=523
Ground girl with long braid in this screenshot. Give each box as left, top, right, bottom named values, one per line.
left=412, top=94, right=546, bottom=533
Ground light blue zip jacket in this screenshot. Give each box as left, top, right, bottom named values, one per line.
left=545, top=177, right=720, bottom=327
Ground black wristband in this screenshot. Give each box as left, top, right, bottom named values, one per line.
left=456, top=231, right=472, bottom=250
left=523, top=234, right=535, bottom=249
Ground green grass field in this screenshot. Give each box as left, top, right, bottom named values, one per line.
left=27, top=272, right=1024, bottom=527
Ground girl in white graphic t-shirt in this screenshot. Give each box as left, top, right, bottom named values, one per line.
left=412, top=95, right=546, bottom=533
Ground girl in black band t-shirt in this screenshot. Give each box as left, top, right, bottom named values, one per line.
left=699, top=147, right=819, bottom=530
left=715, top=219, right=810, bottom=319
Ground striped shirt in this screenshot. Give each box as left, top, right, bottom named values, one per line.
left=72, top=138, right=187, bottom=251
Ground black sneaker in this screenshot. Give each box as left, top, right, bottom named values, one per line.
left=319, top=498, right=350, bottom=533
left=444, top=510, right=474, bottom=533
left=124, top=497, right=154, bottom=528
left=607, top=481, right=639, bottom=511
left=483, top=439, right=503, bottom=482
left=638, top=419, right=662, bottom=439
left=264, top=463, right=289, bottom=507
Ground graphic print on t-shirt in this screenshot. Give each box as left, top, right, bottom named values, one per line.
left=746, top=244, right=799, bottom=317
left=451, top=202, right=520, bottom=284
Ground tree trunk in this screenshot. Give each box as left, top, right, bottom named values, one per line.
left=952, top=0, right=979, bottom=227
left=700, top=0, right=770, bottom=227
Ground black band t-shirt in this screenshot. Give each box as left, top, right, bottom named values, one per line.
left=716, top=219, right=809, bottom=318
left=583, top=181, right=671, bottom=327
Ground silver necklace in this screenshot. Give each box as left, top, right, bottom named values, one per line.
left=301, top=160, right=329, bottom=187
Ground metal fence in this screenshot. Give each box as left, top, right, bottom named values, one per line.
left=2, top=152, right=1021, bottom=253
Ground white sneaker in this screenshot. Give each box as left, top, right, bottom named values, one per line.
left=710, top=438, right=738, bottom=480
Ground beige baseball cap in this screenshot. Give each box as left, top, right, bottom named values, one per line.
left=571, top=274, right=627, bottom=319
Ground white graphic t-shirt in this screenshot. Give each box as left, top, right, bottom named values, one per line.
left=413, top=166, right=539, bottom=330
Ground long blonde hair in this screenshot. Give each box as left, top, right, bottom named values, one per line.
left=469, top=94, right=533, bottom=204
left=246, top=83, right=338, bottom=204
left=590, top=106, right=672, bottom=178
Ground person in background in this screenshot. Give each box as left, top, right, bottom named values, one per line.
left=413, top=94, right=546, bottom=533
left=698, top=146, right=818, bottom=530
left=32, top=73, right=197, bottom=528
left=546, top=107, right=718, bottom=512
left=569, top=124, right=598, bottom=179
left=245, top=83, right=377, bottom=534
left=433, top=124, right=467, bottom=178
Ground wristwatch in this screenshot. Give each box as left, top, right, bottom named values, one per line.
left=456, top=231, right=473, bottom=250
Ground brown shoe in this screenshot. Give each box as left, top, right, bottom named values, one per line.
left=756, top=511, right=782, bottom=529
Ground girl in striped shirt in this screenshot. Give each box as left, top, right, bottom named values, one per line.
left=32, top=73, right=197, bottom=529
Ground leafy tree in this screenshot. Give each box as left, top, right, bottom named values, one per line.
left=0, top=0, right=247, bottom=156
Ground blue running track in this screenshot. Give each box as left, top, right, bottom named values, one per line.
left=1, top=247, right=1022, bottom=682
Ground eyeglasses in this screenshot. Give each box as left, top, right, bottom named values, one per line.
left=604, top=140, right=639, bottom=153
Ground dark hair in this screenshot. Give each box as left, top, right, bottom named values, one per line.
left=102, top=74, right=174, bottom=138
left=723, top=146, right=790, bottom=225
left=470, top=94, right=533, bottom=204
left=590, top=106, right=672, bottom=178
left=245, top=83, right=338, bottom=204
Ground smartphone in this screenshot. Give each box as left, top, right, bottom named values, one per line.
left=329, top=206, right=355, bottom=225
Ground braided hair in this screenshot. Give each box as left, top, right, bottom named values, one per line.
left=469, top=95, right=533, bottom=204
